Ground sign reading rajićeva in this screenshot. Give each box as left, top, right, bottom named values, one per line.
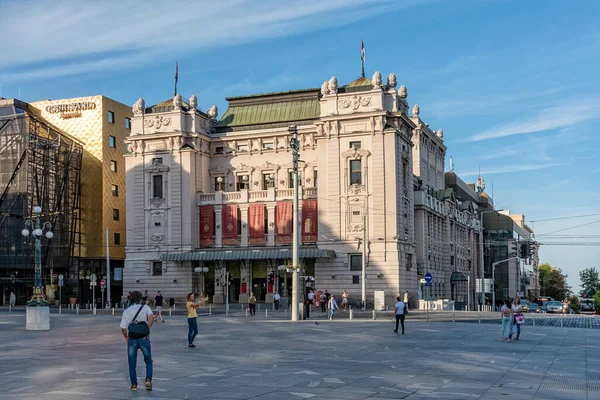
left=45, top=101, right=97, bottom=114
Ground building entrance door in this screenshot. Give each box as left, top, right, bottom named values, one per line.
left=252, top=261, right=267, bottom=302
left=226, top=261, right=240, bottom=303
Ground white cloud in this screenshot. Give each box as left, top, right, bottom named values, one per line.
left=467, top=99, right=600, bottom=142
left=0, top=0, right=430, bottom=81
left=459, top=162, right=568, bottom=177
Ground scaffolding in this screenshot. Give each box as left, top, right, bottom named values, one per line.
left=0, top=99, right=82, bottom=304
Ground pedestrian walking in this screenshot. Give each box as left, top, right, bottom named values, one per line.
left=509, top=297, right=523, bottom=341
left=154, top=291, right=165, bottom=323
left=328, top=294, right=339, bottom=320
left=307, top=289, right=315, bottom=311
left=186, top=293, right=207, bottom=348
left=248, top=293, right=257, bottom=316
left=9, top=292, right=15, bottom=308
left=341, top=290, right=348, bottom=311
left=143, top=289, right=149, bottom=305
left=126, top=291, right=132, bottom=308
left=500, top=299, right=513, bottom=341
left=273, top=291, right=281, bottom=310
left=119, top=290, right=155, bottom=391
left=320, top=291, right=326, bottom=312
left=394, top=296, right=407, bottom=334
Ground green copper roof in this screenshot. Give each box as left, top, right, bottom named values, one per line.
left=217, top=98, right=320, bottom=129
left=344, top=76, right=372, bottom=88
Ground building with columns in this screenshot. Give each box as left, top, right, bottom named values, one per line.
left=124, top=71, right=417, bottom=307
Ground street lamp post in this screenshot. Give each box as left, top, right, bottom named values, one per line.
left=277, top=265, right=287, bottom=297
left=21, top=206, right=53, bottom=306
left=194, top=266, right=209, bottom=296
left=288, top=125, right=300, bottom=321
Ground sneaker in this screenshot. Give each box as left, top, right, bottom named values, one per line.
left=131, top=385, right=138, bottom=391
left=188, top=344, right=196, bottom=348
left=145, top=379, right=152, bottom=391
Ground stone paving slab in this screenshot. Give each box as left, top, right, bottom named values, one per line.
left=0, top=312, right=599, bottom=399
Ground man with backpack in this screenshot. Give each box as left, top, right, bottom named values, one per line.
left=120, top=290, right=155, bottom=391
left=394, top=296, right=408, bottom=334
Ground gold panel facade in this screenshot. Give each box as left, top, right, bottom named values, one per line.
left=31, top=96, right=131, bottom=260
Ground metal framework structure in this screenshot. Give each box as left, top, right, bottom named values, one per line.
left=0, top=99, right=82, bottom=303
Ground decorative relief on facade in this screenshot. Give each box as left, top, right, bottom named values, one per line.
left=340, top=95, right=372, bottom=111
left=148, top=159, right=170, bottom=173
left=150, top=198, right=165, bottom=208
left=348, top=224, right=363, bottom=233
left=232, top=163, right=255, bottom=172
left=348, top=184, right=365, bottom=195
left=208, top=164, right=228, bottom=176
left=133, top=98, right=145, bottom=114
left=341, top=146, right=371, bottom=159
left=150, top=234, right=165, bottom=243
left=144, top=115, right=172, bottom=129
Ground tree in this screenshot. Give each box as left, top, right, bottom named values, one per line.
left=539, top=263, right=571, bottom=300
left=579, top=267, right=600, bottom=297
left=593, top=290, right=600, bottom=313
left=568, top=295, right=580, bottom=313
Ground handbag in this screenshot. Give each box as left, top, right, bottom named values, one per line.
left=128, top=305, right=150, bottom=339
left=514, top=314, right=525, bottom=325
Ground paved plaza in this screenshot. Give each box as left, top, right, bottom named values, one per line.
left=0, top=311, right=599, bottom=400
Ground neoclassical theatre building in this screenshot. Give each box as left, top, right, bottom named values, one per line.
left=124, top=71, right=481, bottom=308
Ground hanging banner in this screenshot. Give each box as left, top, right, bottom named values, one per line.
left=276, top=201, right=293, bottom=244
left=249, top=203, right=265, bottom=246
left=302, top=199, right=318, bottom=243
left=199, top=206, right=214, bottom=247
left=222, top=204, right=239, bottom=246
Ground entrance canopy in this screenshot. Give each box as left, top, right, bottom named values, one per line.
left=160, top=247, right=335, bottom=262
left=450, top=271, right=468, bottom=282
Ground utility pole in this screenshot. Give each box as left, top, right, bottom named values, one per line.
left=362, top=214, right=367, bottom=310
left=106, top=228, right=111, bottom=308
left=491, top=257, right=519, bottom=308
left=289, top=126, right=300, bottom=321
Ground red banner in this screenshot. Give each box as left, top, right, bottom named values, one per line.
left=276, top=201, right=293, bottom=244
left=249, top=203, right=265, bottom=246
left=199, top=206, right=214, bottom=247
left=222, top=204, right=239, bottom=246
left=302, top=199, right=318, bottom=243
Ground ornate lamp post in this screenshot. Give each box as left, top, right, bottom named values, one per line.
left=21, top=206, right=53, bottom=307
left=288, top=125, right=300, bottom=321
left=194, top=266, right=209, bottom=296
left=277, top=265, right=287, bottom=297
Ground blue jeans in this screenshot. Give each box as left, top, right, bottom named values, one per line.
left=501, top=317, right=512, bottom=339
left=188, top=317, right=198, bottom=345
left=510, top=320, right=521, bottom=339
left=127, top=337, right=152, bottom=385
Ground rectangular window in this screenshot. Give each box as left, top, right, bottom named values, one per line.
left=352, top=275, right=360, bottom=284
left=450, top=256, right=454, bottom=265
left=215, top=146, right=224, bottom=154
left=288, top=171, right=294, bottom=188
left=237, top=144, right=248, bottom=152
left=153, top=175, right=163, bottom=198
left=109, top=135, right=116, bottom=148
left=350, top=141, right=361, bottom=148
left=110, top=160, right=117, bottom=172
left=350, top=254, right=362, bottom=271
left=114, top=233, right=121, bottom=245
left=152, top=157, right=163, bottom=164
left=237, top=175, right=249, bottom=191
left=262, top=142, right=274, bottom=150
left=125, top=117, right=131, bottom=129
left=108, top=111, right=115, bottom=124
left=111, top=184, right=119, bottom=197
left=350, top=160, right=362, bottom=185
left=313, top=170, right=318, bottom=188
left=263, top=173, right=275, bottom=190
left=113, top=209, right=120, bottom=221
left=152, top=261, right=163, bottom=276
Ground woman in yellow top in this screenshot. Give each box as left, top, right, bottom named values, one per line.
left=186, top=293, right=207, bottom=348
left=248, top=293, right=257, bottom=316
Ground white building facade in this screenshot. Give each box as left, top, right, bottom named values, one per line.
left=123, top=72, right=421, bottom=307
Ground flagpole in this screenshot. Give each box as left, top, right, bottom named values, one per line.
left=174, top=62, right=178, bottom=96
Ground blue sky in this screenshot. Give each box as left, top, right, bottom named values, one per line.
left=1, top=0, right=598, bottom=291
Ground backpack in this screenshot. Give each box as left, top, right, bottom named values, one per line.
left=128, top=305, right=150, bottom=339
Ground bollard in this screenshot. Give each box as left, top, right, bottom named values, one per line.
left=561, top=315, right=563, bottom=328
left=265, top=309, right=268, bottom=318
left=169, top=307, right=172, bottom=316
left=272, top=302, right=275, bottom=311
left=59, top=306, right=61, bottom=315
left=285, top=309, right=287, bottom=319
left=76, top=306, right=79, bottom=315
left=478, top=311, right=481, bottom=324
left=241, top=304, right=244, bottom=312
left=349, top=309, right=353, bottom=320
left=258, top=304, right=260, bottom=312
left=372, top=310, right=376, bottom=320
left=452, top=304, right=455, bottom=322
left=173, top=303, right=176, bottom=311
left=532, top=312, right=535, bottom=326
left=245, top=309, right=248, bottom=318
left=93, top=306, right=97, bottom=315
left=209, top=305, right=212, bottom=316
left=8, top=306, right=11, bottom=313
left=226, top=307, right=228, bottom=318
left=112, top=307, right=115, bottom=316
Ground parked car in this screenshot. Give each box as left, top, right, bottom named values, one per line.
left=528, top=303, right=540, bottom=313
left=546, top=301, right=563, bottom=313
left=520, top=300, right=529, bottom=313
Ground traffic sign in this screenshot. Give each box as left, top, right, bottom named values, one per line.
left=419, top=279, right=426, bottom=284
left=90, top=274, right=97, bottom=283
left=100, top=279, right=106, bottom=287
left=424, top=273, right=432, bottom=283
left=10, top=274, right=15, bottom=284
left=58, top=274, right=64, bottom=281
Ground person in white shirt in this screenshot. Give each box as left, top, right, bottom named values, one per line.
left=509, top=297, right=522, bottom=341
left=328, top=294, right=339, bottom=320
left=307, top=289, right=315, bottom=311
left=274, top=291, right=281, bottom=310
left=120, top=290, right=155, bottom=391
left=394, top=296, right=407, bottom=334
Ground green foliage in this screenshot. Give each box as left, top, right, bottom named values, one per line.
left=539, top=262, right=571, bottom=300
left=593, top=290, right=600, bottom=312
left=579, top=267, right=600, bottom=297
left=64, top=285, right=78, bottom=298
left=568, top=295, right=580, bottom=313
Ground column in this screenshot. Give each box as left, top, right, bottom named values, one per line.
left=214, top=205, right=223, bottom=248
left=267, top=204, right=276, bottom=246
